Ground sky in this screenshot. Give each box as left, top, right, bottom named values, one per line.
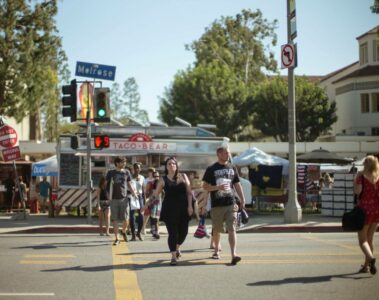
left=56, top=0, right=378, bottom=123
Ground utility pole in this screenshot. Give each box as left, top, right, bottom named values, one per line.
left=284, top=0, right=302, bottom=223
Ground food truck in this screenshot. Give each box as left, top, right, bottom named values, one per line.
left=56, top=124, right=229, bottom=211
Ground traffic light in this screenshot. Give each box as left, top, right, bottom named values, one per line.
left=70, top=135, right=79, bottom=150
left=61, top=79, right=77, bottom=122
left=93, top=88, right=110, bottom=122
left=94, top=135, right=110, bottom=149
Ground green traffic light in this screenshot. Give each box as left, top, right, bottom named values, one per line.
left=98, top=108, right=106, bottom=117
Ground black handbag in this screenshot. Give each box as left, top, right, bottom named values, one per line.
left=240, top=208, right=249, bottom=225
left=342, top=207, right=365, bottom=231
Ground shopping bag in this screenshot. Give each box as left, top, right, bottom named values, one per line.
left=130, top=196, right=141, bottom=210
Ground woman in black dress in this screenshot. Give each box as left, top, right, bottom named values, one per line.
left=154, top=157, right=193, bottom=265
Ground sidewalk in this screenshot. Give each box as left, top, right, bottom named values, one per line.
left=0, top=212, right=343, bottom=234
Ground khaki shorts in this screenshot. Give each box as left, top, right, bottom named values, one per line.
left=110, top=198, right=129, bottom=221
left=210, top=204, right=238, bottom=233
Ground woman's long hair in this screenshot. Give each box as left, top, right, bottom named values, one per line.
left=363, top=155, right=379, bottom=181
left=164, top=157, right=178, bottom=181
left=99, top=176, right=107, bottom=189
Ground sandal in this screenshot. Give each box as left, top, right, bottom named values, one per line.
left=170, top=258, right=177, bottom=266
left=231, top=256, right=241, bottom=265
left=176, top=250, right=182, bottom=259
left=212, top=253, right=220, bottom=259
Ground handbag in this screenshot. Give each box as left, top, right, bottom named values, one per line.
left=240, top=208, right=249, bottom=225
left=129, top=195, right=140, bottom=210
left=342, top=206, right=365, bottom=231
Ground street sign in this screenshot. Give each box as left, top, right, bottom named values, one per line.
left=75, top=61, right=116, bottom=81
left=281, top=43, right=296, bottom=69
left=289, top=0, right=297, bottom=40
left=2, top=146, right=21, bottom=161
left=0, top=124, right=18, bottom=150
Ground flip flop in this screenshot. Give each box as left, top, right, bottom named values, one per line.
left=212, top=253, right=220, bottom=259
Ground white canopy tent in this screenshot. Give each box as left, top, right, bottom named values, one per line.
left=232, top=147, right=289, bottom=175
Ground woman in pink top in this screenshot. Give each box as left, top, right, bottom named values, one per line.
left=354, top=155, right=379, bottom=275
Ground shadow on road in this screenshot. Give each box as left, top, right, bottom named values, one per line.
left=247, top=272, right=371, bottom=286
left=12, top=240, right=110, bottom=250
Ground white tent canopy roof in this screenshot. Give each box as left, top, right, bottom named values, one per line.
left=232, top=147, right=289, bottom=175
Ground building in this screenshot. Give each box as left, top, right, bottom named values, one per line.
left=320, top=26, right=379, bottom=137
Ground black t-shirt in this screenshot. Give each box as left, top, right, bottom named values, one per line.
left=202, top=162, right=240, bottom=207
left=106, top=169, right=132, bottom=200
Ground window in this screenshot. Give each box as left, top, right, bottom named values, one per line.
left=374, top=40, right=379, bottom=62
left=361, top=93, right=369, bottom=112
left=359, top=43, right=368, bottom=65
left=372, top=128, right=379, bottom=136
left=372, top=93, right=379, bottom=112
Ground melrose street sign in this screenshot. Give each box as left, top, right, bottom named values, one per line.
left=75, top=61, right=116, bottom=81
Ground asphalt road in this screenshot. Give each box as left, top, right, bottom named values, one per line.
left=0, top=232, right=378, bottom=300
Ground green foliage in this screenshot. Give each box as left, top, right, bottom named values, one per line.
left=110, top=77, right=149, bottom=125
left=159, top=61, right=252, bottom=138
left=371, top=0, right=379, bottom=13
left=160, top=9, right=277, bottom=138
left=252, top=76, right=337, bottom=142
left=0, top=0, right=68, bottom=141
left=187, top=9, right=278, bottom=84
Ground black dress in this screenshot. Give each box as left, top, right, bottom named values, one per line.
left=160, top=176, right=190, bottom=224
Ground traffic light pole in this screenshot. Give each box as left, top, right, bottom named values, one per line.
left=86, top=93, right=92, bottom=224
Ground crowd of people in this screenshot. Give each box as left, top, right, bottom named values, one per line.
left=97, top=145, right=246, bottom=266
left=2, top=174, right=51, bottom=213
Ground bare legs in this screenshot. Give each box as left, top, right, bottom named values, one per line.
left=358, top=223, right=377, bottom=268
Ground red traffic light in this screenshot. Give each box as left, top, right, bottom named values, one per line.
left=94, top=135, right=110, bottom=149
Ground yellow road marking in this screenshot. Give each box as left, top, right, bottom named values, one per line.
left=126, top=252, right=360, bottom=259
left=112, top=243, right=143, bottom=300
left=24, top=254, right=75, bottom=258
left=19, top=260, right=66, bottom=265
left=300, top=235, right=357, bottom=251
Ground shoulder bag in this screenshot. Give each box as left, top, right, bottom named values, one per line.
left=342, top=175, right=365, bottom=232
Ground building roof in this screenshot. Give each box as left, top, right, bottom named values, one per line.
left=332, top=65, right=379, bottom=84
left=320, top=61, right=358, bottom=82
left=356, top=26, right=379, bottom=40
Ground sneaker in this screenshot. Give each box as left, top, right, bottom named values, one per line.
left=358, top=265, right=369, bottom=273
left=130, top=235, right=136, bottom=241
left=121, top=231, right=128, bottom=242
left=231, top=256, right=241, bottom=265
left=370, top=258, right=377, bottom=275
left=153, top=233, right=160, bottom=239
left=113, top=239, right=120, bottom=246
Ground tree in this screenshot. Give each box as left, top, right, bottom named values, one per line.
left=110, top=77, right=149, bottom=125
left=187, top=9, right=278, bottom=85
left=0, top=0, right=68, bottom=141
left=160, top=9, right=278, bottom=138
left=371, top=0, right=379, bottom=13
left=159, top=61, right=252, bottom=138
left=251, top=76, right=337, bottom=142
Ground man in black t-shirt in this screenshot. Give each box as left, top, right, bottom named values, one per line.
left=106, top=156, right=137, bottom=245
left=202, top=146, right=246, bottom=265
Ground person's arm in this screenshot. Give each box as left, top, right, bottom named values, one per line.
left=182, top=174, right=194, bottom=216
left=152, top=178, right=164, bottom=199
left=96, top=187, right=101, bottom=210
left=234, top=182, right=246, bottom=208
left=353, top=172, right=363, bottom=195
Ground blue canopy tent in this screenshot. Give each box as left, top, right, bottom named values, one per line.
left=31, top=155, right=58, bottom=177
